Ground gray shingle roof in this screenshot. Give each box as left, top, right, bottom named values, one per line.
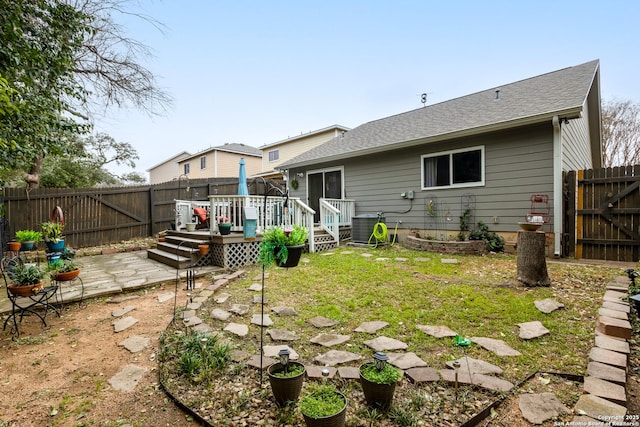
left=281, top=60, right=599, bottom=168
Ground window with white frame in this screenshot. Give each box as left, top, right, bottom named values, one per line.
left=200, top=156, right=206, bottom=170
left=268, top=150, right=279, bottom=162
left=421, top=146, right=484, bottom=189
left=184, top=163, right=190, bottom=174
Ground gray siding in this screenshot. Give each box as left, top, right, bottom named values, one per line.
left=562, top=102, right=594, bottom=171
left=291, top=124, right=555, bottom=234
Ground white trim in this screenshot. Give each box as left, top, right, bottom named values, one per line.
left=552, top=116, right=562, bottom=256
left=420, top=145, right=485, bottom=190
left=306, top=165, right=345, bottom=201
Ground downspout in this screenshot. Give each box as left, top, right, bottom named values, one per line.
left=552, top=116, right=562, bottom=256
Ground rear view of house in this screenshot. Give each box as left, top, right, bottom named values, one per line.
left=279, top=60, right=602, bottom=256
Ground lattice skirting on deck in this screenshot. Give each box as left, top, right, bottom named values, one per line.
left=210, top=241, right=260, bottom=269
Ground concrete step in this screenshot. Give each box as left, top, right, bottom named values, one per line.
left=159, top=241, right=199, bottom=257
left=147, top=248, right=193, bottom=269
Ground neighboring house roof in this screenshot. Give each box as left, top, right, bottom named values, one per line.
left=146, top=151, right=191, bottom=172
left=181, top=143, right=262, bottom=162
left=259, top=124, right=351, bottom=150
left=281, top=60, right=600, bottom=168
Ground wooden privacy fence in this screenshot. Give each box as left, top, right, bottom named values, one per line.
left=1, top=178, right=280, bottom=249
left=564, top=165, right=640, bottom=262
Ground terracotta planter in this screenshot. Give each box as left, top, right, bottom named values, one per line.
left=276, top=245, right=304, bottom=268
left=198, top=244, right=209, bottom=255
left=54, top=269, right=80, bottom=282
left=359, top=363, right=397, bottom=411
left=8, top=283, right=42, bottom=297
left=302, top=391, right=347, bottom=427
left=8, top=241, right=21, bottom=251
left=267, top=362, right=305, bottom=407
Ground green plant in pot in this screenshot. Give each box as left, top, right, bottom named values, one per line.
left=8, top=264, right=45, bottom=296
left=48, top=259, right=80, bottom=281
left=359, top=352, right=402, bottom=411
left=41, top=221, right=65, bottom=251
left=300, top=378, right=347, bottom=427
left=15, top=229, right=43, bottom=251
left=258, top=224, right=307, bottom=268
left=267, top=348, right=306, bottom=407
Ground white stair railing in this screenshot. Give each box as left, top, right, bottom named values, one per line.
left=319, top=198, right=340, bottom=245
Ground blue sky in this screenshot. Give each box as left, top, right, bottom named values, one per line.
left=94, top=1, right=640, bottom=177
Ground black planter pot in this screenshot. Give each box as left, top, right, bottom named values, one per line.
left=277, top=244, right=304, bottom=268
left=359, top=363, right=397, bottom=411
left=267, top=362, right=305, bottom=407
left=301, top=391, right=347, bottom=427
left=630, top=294, right=640, bottom=313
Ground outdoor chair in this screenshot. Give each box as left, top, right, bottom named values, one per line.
left=1, top=256, right=59, bottom=338
left=192, top=207, right=210, bottom=229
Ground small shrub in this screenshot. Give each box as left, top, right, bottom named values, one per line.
left=468, top=221, right=505, bottom=252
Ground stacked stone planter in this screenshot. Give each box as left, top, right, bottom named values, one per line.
left=571, top=276, right=633, bottom=423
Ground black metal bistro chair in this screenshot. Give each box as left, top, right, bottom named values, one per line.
left=1, top=256, right=59, bottom=339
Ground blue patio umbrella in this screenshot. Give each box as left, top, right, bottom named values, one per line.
left=238, top=158, right=249, bottom=195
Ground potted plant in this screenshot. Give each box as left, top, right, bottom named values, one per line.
left=258, top=224, right=307, bottom=268
left=8, top=264, right=45, bottom=296
left=267, top=349, right=306, bottom=407
left=359, top=352, right=402, bottom=411
left=198, top=244, right=209, bottom=255
left=41, top=221, right=65, bottom=251
left=300, top=381, right=347, bottom=427
left=7, top=240, right=21, bottom=251
left=48, top=259, right=80, bottom=282
left=15, top=229, right=43, bottom=251
left=216, top=216, right=232, bottom=235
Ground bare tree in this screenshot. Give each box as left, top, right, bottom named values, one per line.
left=602, top=99, right=640, bottom=167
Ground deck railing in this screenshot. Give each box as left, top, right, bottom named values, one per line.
left=174, top=197, right=355, bottom=254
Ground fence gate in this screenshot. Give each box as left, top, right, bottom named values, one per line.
left=565, top=166, right=640, bottom=262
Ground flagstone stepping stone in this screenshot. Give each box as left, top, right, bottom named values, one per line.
left=416, top=324, right=457, bottom=338
left=253, top=273, right=268, bottom=280
left=314, top=350, right=362, bottom=366
left=598, top=307, right=628, bottom=320
left=587, top=361, right=626, bottom=385
left=471, top=337, right=521, bottom=356
left=405, top=367, right=439, bottom=383
left=361, top=253, right=374, bottom=257
left=355, top=321, right=388, bottom=333
left=439, top=370, right=514, bottom=392
left=602, top=300, right=630, bottom=313
left=192, top=296, right=207, bottom=304
left=183, top=309, right=196, bottom=319
left=415, top=257, right=430, bottom=262
left=272, top=306, right=297, bottom=316
left=603, top=290, right=627, bottom=303
left=445, top=356, right=503, bottom=375
left=320, top=252, right=335, bottom=256
left=118, top=336, right=150, bottom=353
left=595, top=335, right=630, bottom=354
left=192, top=323, right=212, bottom=334
left=589, top=347, right=627, bottom=368
left=157, top=292, right=174, bottom=303
left=306, top=365, right=337, bottom=379
left=251, top=314, right=273, bottom=327
left=199, top=290, right=214, bottom=298
left=215, top=293, right=231, bottom=303
left=340, top=251, right=353, bottom=255
left=584, top=376, right=626, bottom=406
left=395, top=257, right=408, bottom=262
left=597, top=315, right=632, bottom=339
left=224, top=322, right=249, bottom=337
left=573, top=394, right=627, bottom=420
left=108, top=364, right=146, bottom=392
left=213, top=278, right=228, bottom=288
left=337, top=366, right=360, bottom=380
left=211, top=308, right=232, bottom=321
left=518, top=392, right=570, bottom=424
left=184, top=316, right=203, bottom=327
left=310, top=333, right=351, bottom=347
left=388, top=352, right=428, bottom=370
left=112, top=305, right=135, bottom=317
left=229, top=304, right=250, bottom=315
left=246, top=354, right=275, bottom=370
left=441, top=258, right=458, bottom=264
left=108, top=295, right=139, bottom=304
left=267, top=329, right=298, bottom=341
left=253, top=294, right=268, bottom=304
left=375, top=257, right=389, bottom=261
left=364, top=336, right=408, bottom=352
left=534, top=298, right=564, bottom=314
left=186, top=302, right=202, bottom=310
left=263, top=345, right=299, bottom=360
left=231, top=350, right=251, bottom=362
left=226, top=270, right=245, bottom=280
left=247, top=283, right=262, bottom=291
left=113, top=316, right=138, bottom=333
left=518, top=321, right=550, bottom=340
left=301, top=257, right=311, bottom=263
left=308, top=316, right=339, bottom=328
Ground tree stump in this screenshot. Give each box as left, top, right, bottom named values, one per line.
left=517, top=231, right=550, bottom=287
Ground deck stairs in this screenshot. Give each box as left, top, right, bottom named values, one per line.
left=147, top=230, right=210, bottom=269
